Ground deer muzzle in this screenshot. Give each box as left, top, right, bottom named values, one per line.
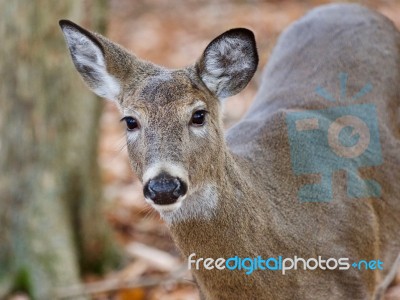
left=143, top=173, right=188, bottom=205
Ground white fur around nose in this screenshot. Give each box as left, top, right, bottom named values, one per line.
left=143, top=163, right=188, bottom=184
left=143, top=163, right=190, bottom=215
left=62, top=27, right=121, bottom=100
left=160, top=183, right=218, bottom=224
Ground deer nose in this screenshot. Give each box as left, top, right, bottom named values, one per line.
left=143, top=174, right=187, bottom=205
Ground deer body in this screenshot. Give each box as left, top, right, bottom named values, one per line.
left=60, top=3, right=400, bottom=299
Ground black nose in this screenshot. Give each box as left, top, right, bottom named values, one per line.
left=143, top=174, right=188, bottom=205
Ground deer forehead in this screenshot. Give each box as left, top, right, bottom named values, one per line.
left=122, top=71, right=214, bottom=116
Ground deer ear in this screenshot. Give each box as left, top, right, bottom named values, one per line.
left=59, top=20, right=121, bottom=101
left=197, top=28, right=258, bottom=99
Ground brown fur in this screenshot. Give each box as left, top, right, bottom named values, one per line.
left=60, top=4, right=400, bottom=299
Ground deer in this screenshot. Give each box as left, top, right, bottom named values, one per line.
left=60, top=3, right=400, bottom=299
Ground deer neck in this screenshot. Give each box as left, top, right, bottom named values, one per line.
left=163, top=145, right=274, bottom=259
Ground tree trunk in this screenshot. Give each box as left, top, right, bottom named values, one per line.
left=0, top=1, right=121, bottom=299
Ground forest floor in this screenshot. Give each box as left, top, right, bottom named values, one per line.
left=90, top=0, right=400, bottom=299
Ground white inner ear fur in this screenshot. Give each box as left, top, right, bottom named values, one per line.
left=201, top=37, right=252, bottom=98
left=62, top=27, right=121, bottom=101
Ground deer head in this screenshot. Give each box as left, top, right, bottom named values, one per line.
left=59, top=20, right=258, bottom=214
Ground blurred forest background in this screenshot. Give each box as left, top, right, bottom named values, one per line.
left=1, top=0, right=400, bottom=299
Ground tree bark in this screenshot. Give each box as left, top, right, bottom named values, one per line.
left=0, top=1, right=121, bottom=299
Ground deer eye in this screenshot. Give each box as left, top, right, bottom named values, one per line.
left=121, top=116, right=140, bottom=131
left=190, top=110, right=207, bottom=126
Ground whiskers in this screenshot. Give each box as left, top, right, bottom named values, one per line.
left=116, top=133, right=128, bottom=154
left=136, top=202, right=158, bottom=221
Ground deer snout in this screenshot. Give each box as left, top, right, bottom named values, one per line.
left=143, top=173, right=188, bottom=205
